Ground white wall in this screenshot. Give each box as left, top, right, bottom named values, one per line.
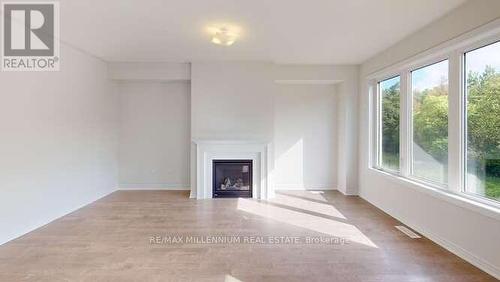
left=358, top=0, right=500, bottom=278
left=273, top=84, right=337, bottom=190
left=108, top=62, right=190, bottom=81
left=362, top=0, right=500, bottom=75
left=118, top=81, right=190, bottom=189
left=274, top=65, right=359, bottom=194
left=191, top=62, right=275, bottom=141
left=0, top=46, right=118, bottom=245
left=190, top=62, right=358, bottom=195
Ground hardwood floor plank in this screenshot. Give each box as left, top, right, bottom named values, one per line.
left=0, top=190, right=495, bottom=281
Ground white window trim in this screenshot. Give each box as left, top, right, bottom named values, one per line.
left=460, top=37, right=500, bottom=206
left=407, top=57, right=450, bottom=188
left=373, top=74, right=402, bottom=175
left=368, top=18, right=500, bottom=213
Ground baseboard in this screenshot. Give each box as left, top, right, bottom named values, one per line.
left=336, top=188, right=359, bottom=196
left=417, top=224, right=500, bottom=280
left=359, top=194, right=500, bottom=280
left=119, top=183, right=190, bottom=190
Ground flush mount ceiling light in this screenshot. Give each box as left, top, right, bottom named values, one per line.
left=210, top=27, right=239, bottom=46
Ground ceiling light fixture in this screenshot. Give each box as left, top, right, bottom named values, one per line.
left=211, top=27, right=238, bottom=46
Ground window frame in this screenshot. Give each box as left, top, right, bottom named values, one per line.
left=407, top=57, right=450, bottom=188
left=369, top=23, right=500, bottom=209
left=460, top=38, right=500, bottom=206
left=374, top=74, right=402, bottom=175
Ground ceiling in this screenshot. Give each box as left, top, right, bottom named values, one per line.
left=60, top=0, right=468, bottom=64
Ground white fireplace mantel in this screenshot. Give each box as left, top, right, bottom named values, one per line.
left=191, top=140, right=273, bottom=200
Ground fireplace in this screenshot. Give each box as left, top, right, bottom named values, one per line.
left=192, top=140, right=270, bottom=199
left=212, top=160, right=252, bottom=198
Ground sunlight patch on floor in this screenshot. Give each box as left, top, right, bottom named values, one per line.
left=276, top=191, right=329, bottom=203
left=237, top=198, right=378, bottom=248
left=269, top=194, right=346, bottom=219
left=225, top=274, right=243, bottom=282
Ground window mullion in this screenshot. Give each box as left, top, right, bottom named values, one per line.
left=448, top=52, right=463, bottom=193
left=370, top=81, right=380, bottom=168
left=400, top=71, right=411, bottom=177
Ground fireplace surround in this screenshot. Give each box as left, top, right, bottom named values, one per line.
left=191, top=140, right=272, bottom=199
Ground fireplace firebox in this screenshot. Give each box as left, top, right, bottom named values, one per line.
left=213, top=160, right=252, bottom=198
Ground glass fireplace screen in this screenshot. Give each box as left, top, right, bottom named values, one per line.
left=212, top=160, right=252, bottom=198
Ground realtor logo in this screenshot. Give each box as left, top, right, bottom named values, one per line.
left=2, top=2, right=59, bottom=71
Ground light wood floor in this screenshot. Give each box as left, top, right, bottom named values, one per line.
left=0, top=191, right=495, bottom=282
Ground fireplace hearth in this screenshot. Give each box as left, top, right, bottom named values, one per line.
left=213, top=160, right=252, bottom=198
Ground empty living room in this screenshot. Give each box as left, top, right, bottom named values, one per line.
left=1, top=0, right=500, bottom=281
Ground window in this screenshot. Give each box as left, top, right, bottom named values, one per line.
left=378, top=76, right=400, bottom=171
left=464, top=41, right=500, bottom=201
left=411, top=60, right=449, bottom=184
left=371, top=30, right=500, bottom=206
